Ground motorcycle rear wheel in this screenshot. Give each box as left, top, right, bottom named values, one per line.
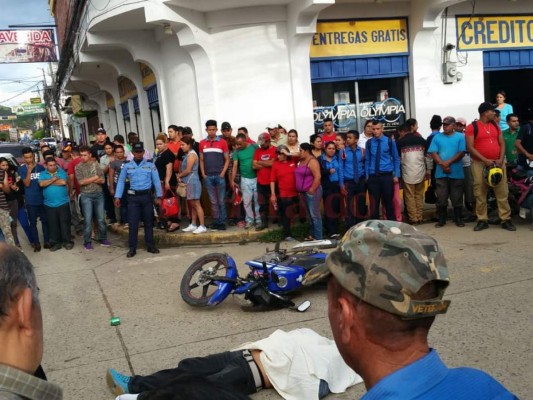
left=180, top=253, right=229, bottom=306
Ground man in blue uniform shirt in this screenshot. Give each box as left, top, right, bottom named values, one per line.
left=365, top=121, right=400, bottom=221
left=339, top=130, right=366, bottom=229
left=304, top=220, right=518, bottom=400
left=115, top=142, right=162, bottom=258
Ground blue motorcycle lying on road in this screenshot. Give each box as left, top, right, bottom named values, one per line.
left=180, top=240, right=338, bottom=311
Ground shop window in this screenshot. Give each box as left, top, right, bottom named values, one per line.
left=313, top=77, right=407, bottom=134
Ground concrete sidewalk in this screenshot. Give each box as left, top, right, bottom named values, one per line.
left=23, top=215, right=532, bottom=399
left=109, top=221, right=272, bottom=246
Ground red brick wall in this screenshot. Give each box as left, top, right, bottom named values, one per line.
left=53, top=0, right=74, bottom=53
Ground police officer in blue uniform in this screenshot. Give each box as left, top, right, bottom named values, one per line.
left=115, top=142, right=163, bottom=258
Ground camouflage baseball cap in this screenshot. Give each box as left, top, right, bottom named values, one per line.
left=303, top=220, right=451, bottom=319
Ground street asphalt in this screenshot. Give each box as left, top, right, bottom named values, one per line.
left=23, top=217, right=532, bottom=399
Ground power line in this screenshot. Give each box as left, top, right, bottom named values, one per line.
left=0, top=82, right=42, bottom=105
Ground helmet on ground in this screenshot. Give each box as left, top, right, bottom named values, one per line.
left=483, top=165, right=503, bottom=187
left=233, top=185, right=242, bottom=206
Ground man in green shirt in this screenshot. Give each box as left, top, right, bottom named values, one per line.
left=502, top=113, right=520, bottom=164
left=231, top=133, right=260, bottom=229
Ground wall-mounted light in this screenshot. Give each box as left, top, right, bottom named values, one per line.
left=163, top=23, right=173, bottom=35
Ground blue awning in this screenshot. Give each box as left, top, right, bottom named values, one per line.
left=483, top=49, right=533, bottom=71
left=311, top=55, right=408, bottom=83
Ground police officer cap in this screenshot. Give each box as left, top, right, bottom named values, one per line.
left=132, top=142, right=145, bottom=153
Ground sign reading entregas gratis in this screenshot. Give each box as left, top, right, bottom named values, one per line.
left=456, top=15, right=533, bottom=51
left=310, top=18, right=409, bottom=59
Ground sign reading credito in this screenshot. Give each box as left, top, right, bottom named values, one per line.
left=456, top=15, right=533, bottom=50
left=310, top=18, right=409, bottom=59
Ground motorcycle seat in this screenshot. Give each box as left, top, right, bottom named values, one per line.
left=282, top=255, right=325, bottom=271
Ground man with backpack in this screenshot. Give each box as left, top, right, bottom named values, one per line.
left=465, top=102, right=515, bottom=232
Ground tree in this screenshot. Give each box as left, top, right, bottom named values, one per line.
left=0, top=105, right=14, bottom=116
left=33, top=128, right=45, bottom=140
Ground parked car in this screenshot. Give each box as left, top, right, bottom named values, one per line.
left=41, top=137, right=57, bottom=151
left=0, top=143, right=39, bottom=164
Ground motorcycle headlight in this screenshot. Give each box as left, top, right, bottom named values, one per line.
left=276, top=276, right=288, bottom=289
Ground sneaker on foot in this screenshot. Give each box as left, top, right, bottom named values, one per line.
left=182, top=224, right=197, bottom=232
left=244, top=222, right=254, bottom=229
left=106, top=368, right=131, bottom=396
left=519, top=207, right=527, bottom=219
left=84, top=242, right=94, bottom=251
left=100, top=239, right=112, bottom=247
left=237, top=220, right=246, bottom=228
left=192, top=225, right=207, bottom=234
left=284, top=236, right=295, bottom=241
left=64, top=242, right=74, bottom=250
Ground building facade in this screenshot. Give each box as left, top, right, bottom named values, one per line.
left=49, top=0, right=533, bottom=149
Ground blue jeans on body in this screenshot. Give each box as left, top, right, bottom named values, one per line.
left=79, top=191, right=107, bottom=244
left=302, top=186, right=323, bottom=240
left=17, top=205, right=35, bottom=245
left=26, top=204, right=49, bottom=245
left=240, top=177, right=261, bottom=224
left=204, top=175, right=227, bottom=225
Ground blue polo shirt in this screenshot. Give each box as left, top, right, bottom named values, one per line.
left=38, top=168, right=69, bottom=207
left=362, top=349, right=517, bottom=400
left=18, top=164, right=45, bottom=206
left=428, top=132, right=466, bottom=179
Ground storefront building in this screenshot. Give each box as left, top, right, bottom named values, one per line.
left=50, top=0, right=533, bottom=150
left=311, top=18, right=410, bottom=134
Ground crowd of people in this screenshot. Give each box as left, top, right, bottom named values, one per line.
left=1, top=96, right=533, bottom=255
left=1, top=99, right=526, bottom=399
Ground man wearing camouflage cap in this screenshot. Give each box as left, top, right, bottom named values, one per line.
left=304, top=220, right=516, bottom=399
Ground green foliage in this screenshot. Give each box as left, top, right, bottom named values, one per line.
left=33, top=129, right=45, bottom=140
left=0, top=132, right=9, bottom=141
left=0, top=105, right=14, bottom=116
left=15, top=115, right=37, bottom=130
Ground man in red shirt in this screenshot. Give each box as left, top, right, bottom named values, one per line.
left=321, top=118, right=337, bottom=146
left=270, top=145, right=298, bottom=241
left=67, top=146, right=84, bottom=234
left=167, top=125, right=182, bottom=156
left=252, top=133, right=276, bottom=231
left=465, top=102, right=515, bottom=231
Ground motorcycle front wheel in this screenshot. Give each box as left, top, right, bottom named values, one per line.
left=180, top=253, right=230, bottom=307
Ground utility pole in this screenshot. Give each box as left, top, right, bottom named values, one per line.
left=49, top=62, right=66, bottom=139
left=42, top=68, right=50, bottom=137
